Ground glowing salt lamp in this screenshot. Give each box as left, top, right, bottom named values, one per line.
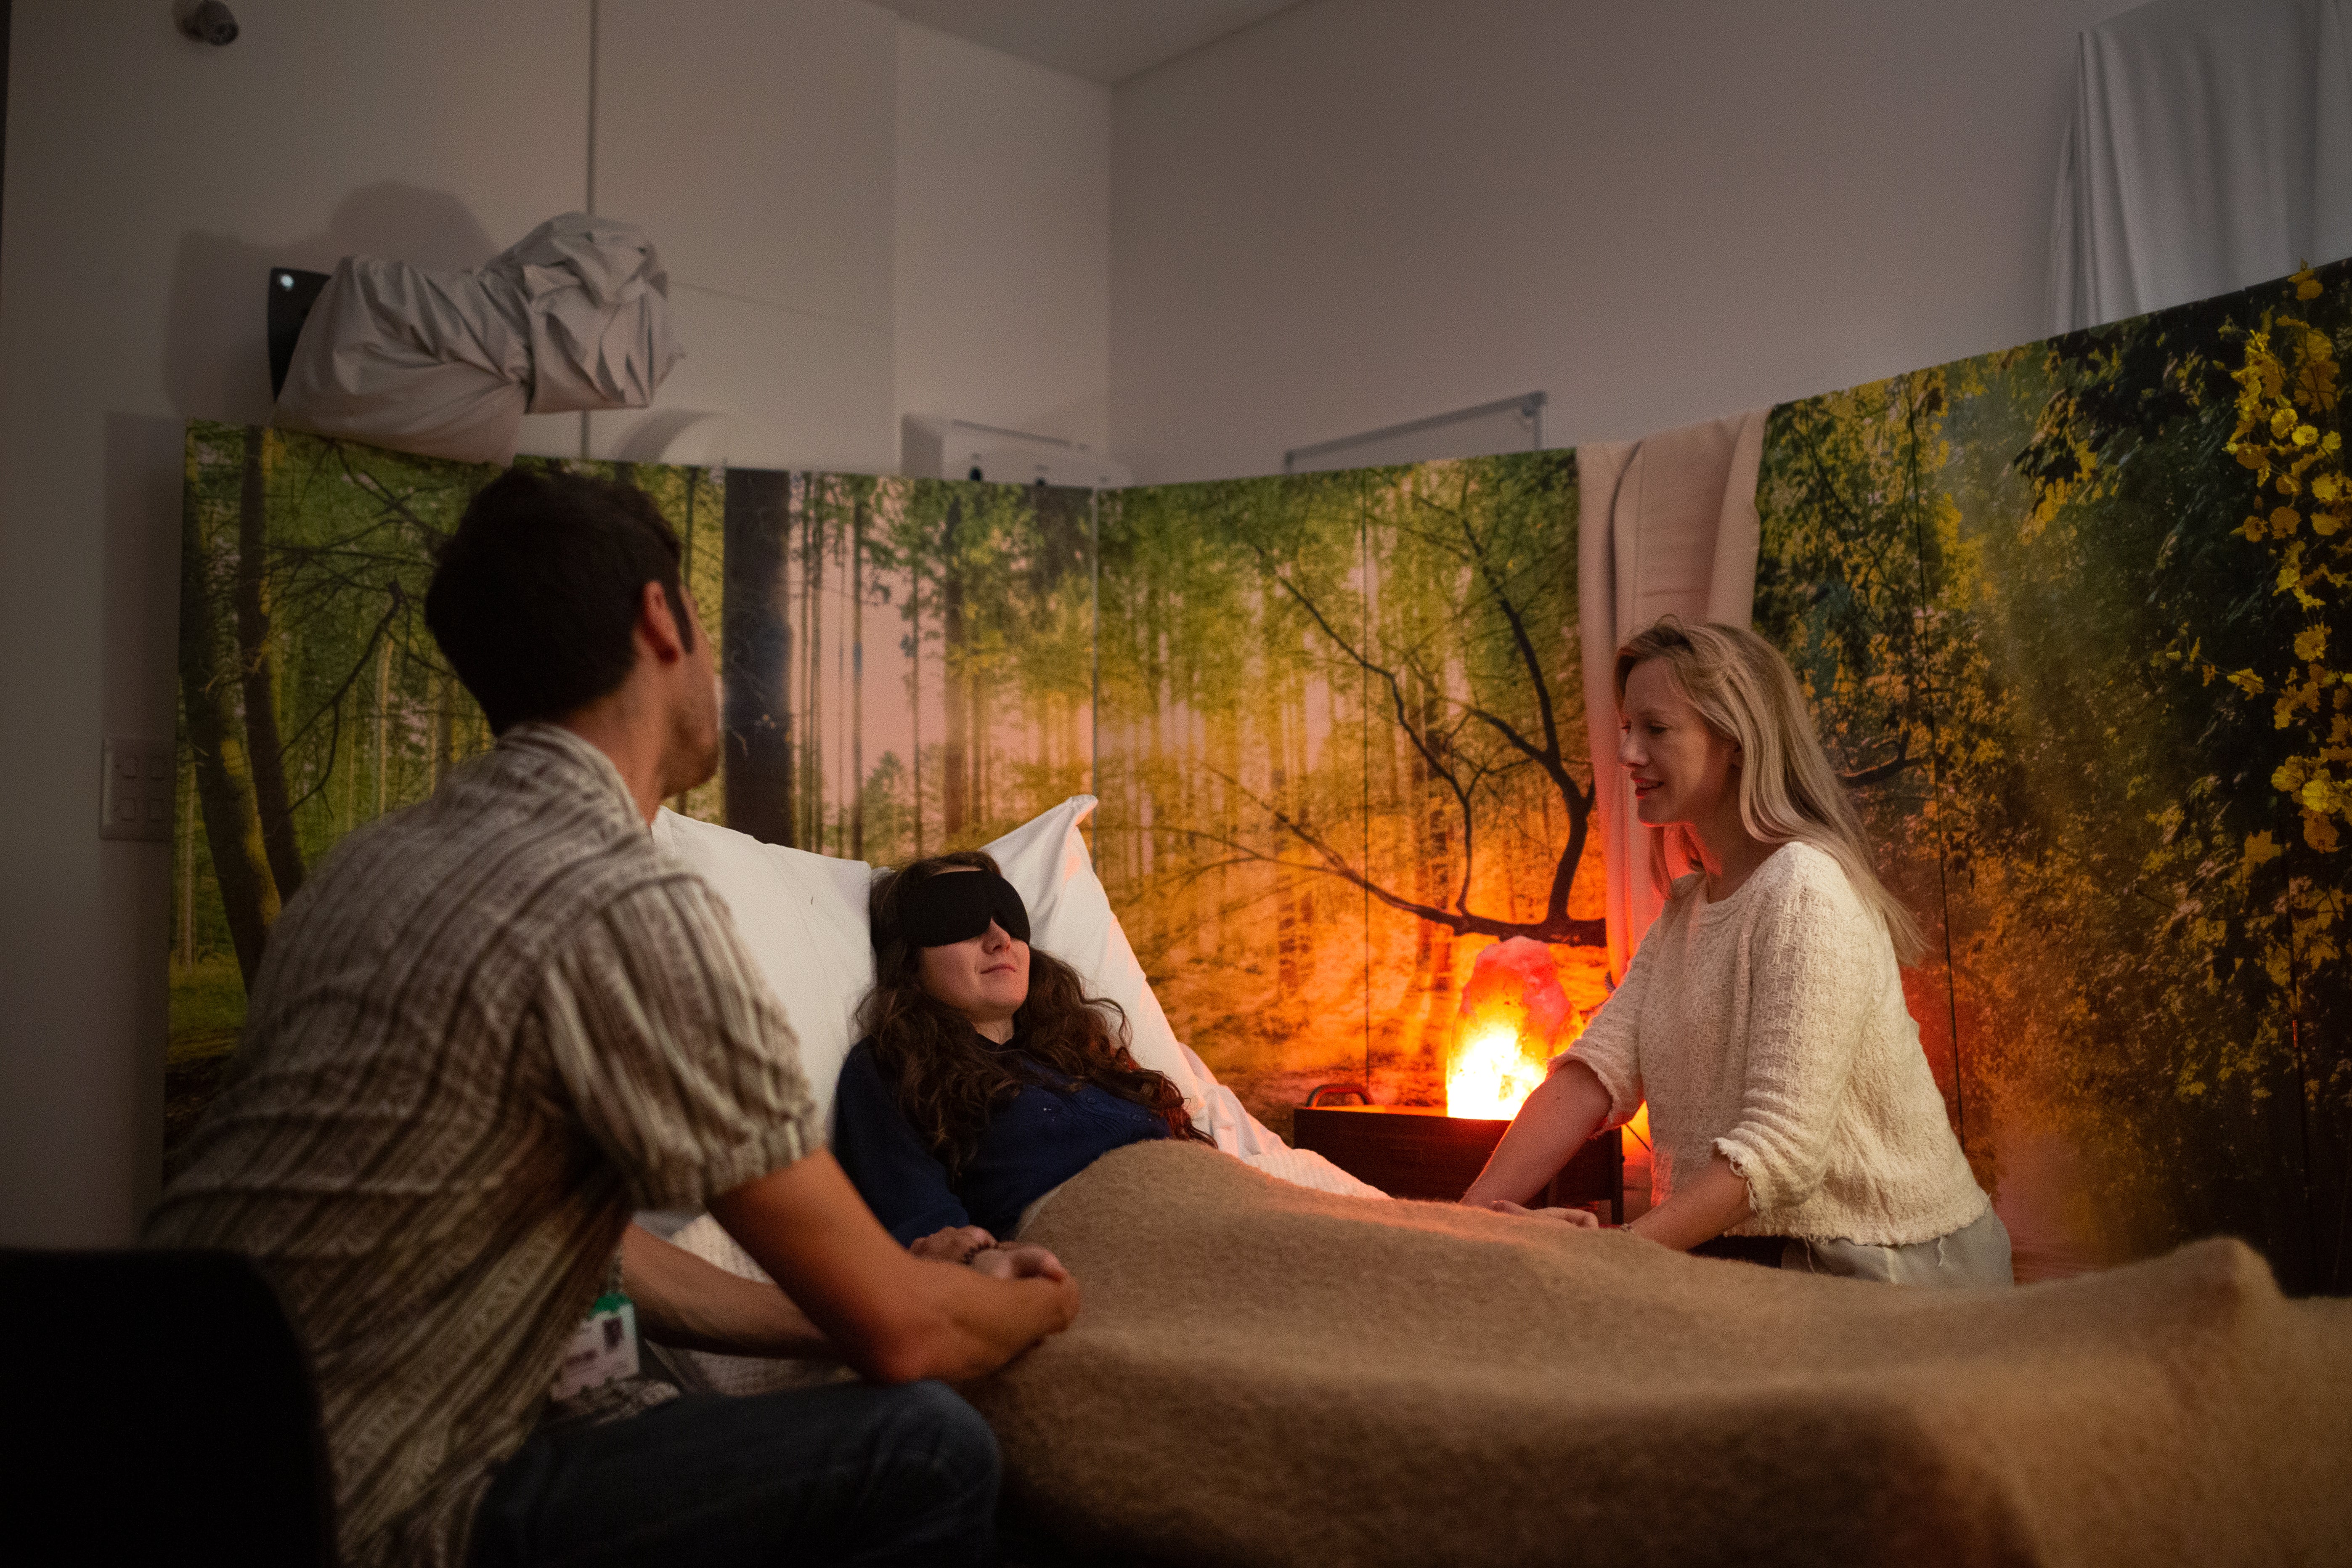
left=1447, top=937, right=1580, bottom=1121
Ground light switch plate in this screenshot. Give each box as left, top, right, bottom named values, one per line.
left=101, top=736, right=175, bottom=842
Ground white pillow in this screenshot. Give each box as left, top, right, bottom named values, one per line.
left=981, top=798, right=1382, bottom=1202
left=978, top=796, right=1210, bottom=1118
left=651, top=809, right=873, bottom=1132
left=652, top=796, right=1382, bottom=1202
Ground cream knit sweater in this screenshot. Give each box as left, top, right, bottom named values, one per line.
left=1561, top=841, right=1987, bottom=1246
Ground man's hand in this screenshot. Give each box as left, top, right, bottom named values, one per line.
left=910, top=1225, right=997, bottom=1263
left=1482, top=1199, right=1602, bottom=1229
left=620, top=1223, right=838, bottom=1358
left=710, top=1151, right=1079, bottom=1385
left=971, top=1242, right=1070, bottom=1283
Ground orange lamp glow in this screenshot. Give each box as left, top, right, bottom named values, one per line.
left=1447, top=1021, right=1546, bottom=1120
left=1445, top=937, right=1581, bottom=1121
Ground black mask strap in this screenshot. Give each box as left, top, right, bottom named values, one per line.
left=901, top=870, right=1031, bottom=948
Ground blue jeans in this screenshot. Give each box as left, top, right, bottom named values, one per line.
left=469, top=1380, right=1001, bottom=1567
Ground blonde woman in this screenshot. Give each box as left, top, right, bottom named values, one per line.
left=1463, top=618, right=2009, bottom=1287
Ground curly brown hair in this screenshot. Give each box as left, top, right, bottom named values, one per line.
left=860, top=851, right=1209, bottom=1178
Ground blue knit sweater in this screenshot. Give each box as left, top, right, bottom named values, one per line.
left=830, top=1035, right=1171, bottom=1244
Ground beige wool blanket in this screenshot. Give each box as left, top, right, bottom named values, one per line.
left=970, top=1141, right=2352, bottom=1568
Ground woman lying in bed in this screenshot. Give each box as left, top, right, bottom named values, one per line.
left=831, top=852, right=1215, bottom=1261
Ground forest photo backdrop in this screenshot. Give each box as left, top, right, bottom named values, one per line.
left=172, top=258, right=2346, bottom=1292
left=170, top=429, right=1092, bottom=1146
left=1095, top=454, right=1607, bottom=1129
left=170, top=434, right=1602, bottom=1149
left=1756, top=259, right=2349, bottom=1291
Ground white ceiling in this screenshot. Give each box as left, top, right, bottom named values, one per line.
left=872, top=0, right=1302, bottom=84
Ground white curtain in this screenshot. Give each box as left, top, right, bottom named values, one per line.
left=2050, top=0, right=2352, bottom=334
left=1575, top=410, right=1766, bottom=981
left=274, top=213, right=682, bottom=467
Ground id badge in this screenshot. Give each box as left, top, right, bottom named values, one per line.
left=549, top=1291, right=639, bottom=1401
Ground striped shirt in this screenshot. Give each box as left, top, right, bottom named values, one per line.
left=146, top=723, right=819, bottom=1568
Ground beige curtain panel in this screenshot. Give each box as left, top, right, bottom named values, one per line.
left=1575, top=409, right=1767, bottom=980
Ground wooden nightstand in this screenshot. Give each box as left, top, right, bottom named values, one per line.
left=1291, top=1101, right=1623, bottom=1221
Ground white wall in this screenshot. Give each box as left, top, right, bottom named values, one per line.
left=895, top=23, right=1111, bottom=452
left=0, top=0, right=1109, bottom=1245
left=1108, top=0, right=2141, bottom=482
left=0, top=0, right=593, bottom=1247
left=590, top=0, right=898, bottom=472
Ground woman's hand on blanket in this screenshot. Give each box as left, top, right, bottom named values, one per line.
left=1483, top=1199, right=1602, bottom=1229
left=970, top=1242, right=1071, bottom=1284
left=911, top=1225, right=998, bottom=1264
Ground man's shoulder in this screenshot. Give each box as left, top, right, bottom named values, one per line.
left=293, top=741, right=680, bottom=961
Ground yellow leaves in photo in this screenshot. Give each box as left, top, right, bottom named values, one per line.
left=2275, top=668, right=2326, bottom=726
left=2270, top=728, right=2345, bottom=855
left=2308, top=810, right=2342, bottom=854
left=2226, top=282, right=2348, bottom=867
left=2244, top=830, right=2285, bottom=870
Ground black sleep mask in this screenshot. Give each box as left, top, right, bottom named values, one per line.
left=901, top=870, right=1031, bottom=948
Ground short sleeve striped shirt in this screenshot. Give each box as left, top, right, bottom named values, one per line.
left=145, top=724, right=820, bottom=1568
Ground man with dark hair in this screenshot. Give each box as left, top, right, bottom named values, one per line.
left=424, top=467, right=697, bottom=733
left=148, top=467, right=1078, bottom=1568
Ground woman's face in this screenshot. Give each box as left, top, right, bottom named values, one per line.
left=1618, top=658, right=1741, bottom=828
left=915, top=886, right=1031, bottom=1032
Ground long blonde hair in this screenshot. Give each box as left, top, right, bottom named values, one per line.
left=1615, top=617, right=1925, bottom=965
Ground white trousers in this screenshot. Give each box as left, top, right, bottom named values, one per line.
left=1781, top=1205, right=2014, bottom=1289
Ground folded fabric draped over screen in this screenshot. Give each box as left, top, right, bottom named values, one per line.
left=1573, top=411, right=1766, bottom=977
left=272, top=212, right=682, bottom=466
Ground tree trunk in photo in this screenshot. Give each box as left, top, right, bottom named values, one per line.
left=1144, top=585, right=1167, bottom=941
left=680, top=470, right=698, bottom=601
left=430, top=670, right=457, bottom=794
left=339, top=680, right=358, bottom=835
left=793, top=478, right=811, bottom=841
left=176, top=735, right=197, bottom=971
left=805, top=477, right=826, bottom=849
left=835, top=637, right=849, bottom=855
left=1266, top=606, right=1305, bottom=1009
left=940, top=496, right=969, bottom=840
left=974, top=669, right=990, bottom=834
left=236, top=427, right=304, bottom=902
left=910, top=573, right=925, bottom=860
left=181, top=480, right=279, bottom=990
left=723, top=468, right=796, bottom=845
left=851, top=488, right=866, bottom=861
left=1409, top=687, right=1458, bottom=1069
left=374, top=632, right=393, bottom=820
left=1284, top=653, right=1316, bottom=977
left=1405, top=732, right=1437, bottom=976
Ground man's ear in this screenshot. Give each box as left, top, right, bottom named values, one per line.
left=638, top=581, right=689, bottom=664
